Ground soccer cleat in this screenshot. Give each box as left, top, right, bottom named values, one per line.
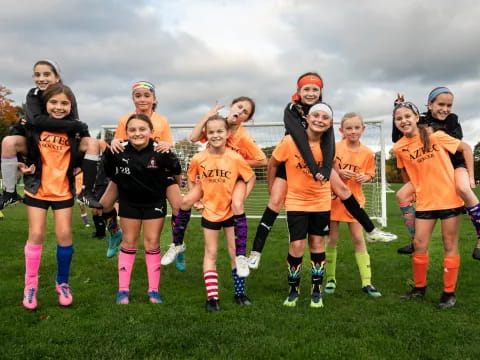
left=23, top=287, right=37, bottom=310
left=397, top=242, right=415, bottom=255
left=116, top=291, right=130, bottom=305
left=362, top=284, right=382, bottom=297
left=106, top=228, right=123, bottom=258
left=234, top=294, right=252, bottom=305
left=0, top=191, right=22, bottom=210
left=438, top=292, right=456, bottom=309
left=310, top=291, right=324, bottom=308
left=148, top=291, right=163, bottom=304
left=366, top=228, right=398, bottom=243
left=78, top=190, right=103, bottom=209
left=283, top=289, right=299, bottom=307
left=205, top=298, right=221, bottom=312
left=175, top=252, right=186, bottom=272
left=161, top=243, right=186, bottom=266
left=235, top=255, right=250, bottom=278
left=247, top=251, right=262, bottom=270
left=56, top=283, right=73, bottom=307
left=91, top=232, right=106, bottom=240
left=472, top=247, right=480, bottom=261
left=400, top=286, right=426, bottom=300
left=324, top=280, right=337, bottom=295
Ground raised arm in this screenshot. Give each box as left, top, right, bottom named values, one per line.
left=190, top=101, right=224, bottom=142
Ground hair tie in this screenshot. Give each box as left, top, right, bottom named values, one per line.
left=428, top=87, right=452, bottom=103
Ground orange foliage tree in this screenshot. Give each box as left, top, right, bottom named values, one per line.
left=0, top=85, right=19, bottom=148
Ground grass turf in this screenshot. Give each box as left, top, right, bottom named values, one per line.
left=1, top=184, right=480, bottom=359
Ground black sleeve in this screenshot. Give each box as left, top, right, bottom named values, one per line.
left=283, top=103, right=320, bottom=180
left=319, top=126, right=334, bottom=179
left=162, top=151, right=182, bottom=175
left=103, top=150, right=117, bottom=179
left=447, top=114, right=463, bottom=140
left=25, top=88, right=88, bottom=135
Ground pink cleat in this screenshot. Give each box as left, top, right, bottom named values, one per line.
left=56, top=283, right=73, bottom=307
left=23, top=287, right=37, bottom=310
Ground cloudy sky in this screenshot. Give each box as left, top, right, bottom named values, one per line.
left=1, top=0, right=480, bottom=149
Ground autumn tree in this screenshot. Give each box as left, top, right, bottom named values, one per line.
left=0, top=85, right=19, bottom=149
left=474, top=141, right=480, bottom=182
left=385, top=149, right=402, bottom=183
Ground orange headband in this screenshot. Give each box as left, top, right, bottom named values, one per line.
left=291, top=75, right=323, bottom=101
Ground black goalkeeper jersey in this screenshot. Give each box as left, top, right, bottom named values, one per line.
left=103, top=140, right=181, bottom=207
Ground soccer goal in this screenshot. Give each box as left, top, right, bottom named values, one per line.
left=101, top=120, right=388, bottom=226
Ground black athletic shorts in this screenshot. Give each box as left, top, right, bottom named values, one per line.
left=201, top=216, right=235, bottom=230
left=119, top=200, right=167, bottom=220
left=24, top=194, right=74, bottom=210
left=416, top=206, right=464, bottom=220
left=286, top=211, right=330, bottom=241
left=275, top=163, right=287, bottom=180
left=450, top=152, right=466, bottom=169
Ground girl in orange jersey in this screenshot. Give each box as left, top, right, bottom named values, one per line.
left=21, top=83, right=98, bottom=310
left=100, top=81, right=182, bottom=267
left=0, top=59, right=101, bottom=210
left=166, top=96, right=266, bottom=278
left=393, top=102, right=473, bottom=308
left=270, top=103, right=334, bottom=309
left=325, top=113, right=381, bottom=297
left=248, top=72, right=396, bottom=270
left=182, top=115, right=255, bottom=311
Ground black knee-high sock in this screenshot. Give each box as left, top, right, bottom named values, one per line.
left=92, top=214, right=106, bottom=237
left=252, top=207, right=279, bottom=252
left=310, top=252, right=326, bottom=293
left=286, top=253, right=302, bottom=292
left=81, top=155, right=99, bottom=193
left=342, top=195, right=374, bottom=233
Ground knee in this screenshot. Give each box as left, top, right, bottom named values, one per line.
left=231, top=199, right=244, bottom=215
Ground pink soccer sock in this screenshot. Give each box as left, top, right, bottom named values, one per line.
left=24, top=242, right=43, bottom=289
left=145, top=248, right=161, bottom=292
left=118, top=247, right=137, bottom=292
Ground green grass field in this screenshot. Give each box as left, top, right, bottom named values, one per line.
left=1, top=185, right=480, bottom=359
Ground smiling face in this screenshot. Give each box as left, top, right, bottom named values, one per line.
left=306, top=110, right=332, bottom=135
left=46, top=93, right=72, bottom=119
left=298, top=84, right=322, bottom=105
left=33, top=64, right=60, bottom=90
left=428, top=93, right=453, bottom=121
left=132, top=88, right=156, bottom=114
left=228, top=100, right=253, bottom=124
left=340, top=116, right=365, bottom=143
left=126, top=118, right=152, bottom=149
left=394, top=107, right=419, bottom=137
left=205, top=118, right=228, bottom=149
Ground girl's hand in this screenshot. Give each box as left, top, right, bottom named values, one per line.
left=207, top=100, right=225, bottom=118
left=395, top=93, right=405, bottom=105
left=18, top=162, right=36, bottom=175
left=470, top=177, right=476, bottom=189
left=193, top=200, right=204, bottom=210
left=110, top=139, right=125, bottom=154
left=355, top=173, right=371, bottom=184
left=338, top=169, right=355, bottom=180
left=154, top=141, right=172, bottom=153
left=315, top=173, right=325, bottom=182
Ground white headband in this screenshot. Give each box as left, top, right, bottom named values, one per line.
left=308, top=103, right=333, bottom=118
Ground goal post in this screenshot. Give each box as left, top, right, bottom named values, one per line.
left=101, top=120, right=388, bottom=227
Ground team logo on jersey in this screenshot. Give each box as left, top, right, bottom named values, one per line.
left=199, top=164, right=231, bottom=183
left=121, top=158, right=129, bottom=165
left=147, top=157, right=158, bottom=169
left=294, top=154, right=324, bottom=178
left=404, top=144, right=441, bottom=163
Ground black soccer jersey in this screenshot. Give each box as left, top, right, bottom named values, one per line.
left=103, top=139, right=181, bottom=207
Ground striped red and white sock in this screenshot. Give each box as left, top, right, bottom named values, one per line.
left=204, top=270, right=219, bottom=300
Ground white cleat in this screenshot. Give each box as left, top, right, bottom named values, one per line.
left=248, top=251, right=262, bottom=270
left=161, top=243, right=186, bottom=265
left=236, top=255, right=250, bottom=278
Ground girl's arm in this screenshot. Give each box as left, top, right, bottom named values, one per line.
left=190, top=101, right=224, bottom=142
left=284, top=103, right=322, bottom=180
left=400, top=168, right=410, bottom=183
left=245, top=159, right=268, bottom=168
left=266, top=156, right=281, bottom=194
left=457, top=141, right=475, bottom=187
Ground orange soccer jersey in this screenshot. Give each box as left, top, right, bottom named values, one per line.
left=393, top=131, right=463, bottom=211
left=272, top=135, right=331, bottom=212
left=114, top=112, right=173, bottom=145
left=25, top=131, right=72, bottom=201
left=331, top=139, right=375, bottom=222
left=187, top=148, right=254, bottom=222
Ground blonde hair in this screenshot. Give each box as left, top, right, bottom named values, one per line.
left=340, top=112, right=364, bottom=127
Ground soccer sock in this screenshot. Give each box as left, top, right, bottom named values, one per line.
left=172, top=209, right=191, bottom=246
left=252, top=207, right=279, bottom=252
left=81, top=213, right=90, bottom=226
left=234, top=213, right=248, bottom=256
left=204, top=270, right=219, bottom=300
left=118, top=247, right=137, bottom=292
left=412, top=253, right=429, bottom=288
left=81, top=154, right=100, bottom=193
left=56, top=244, right=74, bottom=285
left=443, top=255, right=460, bottom=293
left=341, top=195, right=375, bottom=233
left=465, top=203, right=480, bottom=241
left=1, top=156, right=18, bottom=193
left=145, top=248, right=161, bottom=293
left=310, top=252, right=326, bottom=293
left=286, top=253, right=302, bottom=292
left=399, top=202, right=416, bottom=240
left=325, top=245, right=337, bottom=282
left=24, top=243, right=42, bottom=289
left=232, top=268, right=246, bottom=296
left=103, top=209, right=120, bottom=236
left=92, top=214, right=106, bottom=237
left=355, top=251, right=372, bottom=288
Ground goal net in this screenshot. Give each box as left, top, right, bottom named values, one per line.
left=101, top=120, right=388, bottom=227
